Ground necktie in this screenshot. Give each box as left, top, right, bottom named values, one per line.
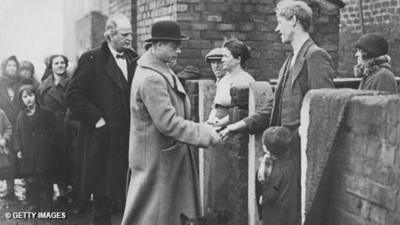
left=116, top=53, right=125, bottom=59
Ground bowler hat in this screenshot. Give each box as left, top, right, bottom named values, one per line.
left=354, top=33, right=389, bottom=58
left=145, top=20, right=189, bottom=42
left=205, top=48, right=224, bottom=63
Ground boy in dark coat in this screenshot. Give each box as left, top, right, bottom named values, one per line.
left=256, top=126, right=300, bottom=225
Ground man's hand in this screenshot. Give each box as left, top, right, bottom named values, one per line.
left=17, top=151, right=22, bottom=159
left=0, top=138, right=6, bottom=147
left=95, top=117, right=106, bottom=128
left=210, top=128, right=222, bottom=146
left=219, top=120, right=246, bottom=141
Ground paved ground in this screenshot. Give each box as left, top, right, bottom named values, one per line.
left=0, top=180, right=123, bottom=225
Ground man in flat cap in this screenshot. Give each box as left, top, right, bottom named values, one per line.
left=205, top=47, right=225, bottom=82
left=121, top=20, right=221, bottom=225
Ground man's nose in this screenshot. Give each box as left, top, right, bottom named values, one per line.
left=176, top=47, right=181, bottom=54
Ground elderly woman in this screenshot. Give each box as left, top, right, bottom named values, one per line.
left=207, top=38, right=255, bottom=127
left=354, top=33, right=398, bottom=93
left=0, top=55, right=23, bottom=200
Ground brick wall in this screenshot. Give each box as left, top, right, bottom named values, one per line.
left=136, top=0, right=177, bottom=53
left=109, top=0, right=137, bottom=49
left=339, top=0, right=400, bottom=77
left=134, top=0, right=341, bottom=81
left=76, top=11, right=107, bottom=54
left=327, top=94, right=400, bottom=225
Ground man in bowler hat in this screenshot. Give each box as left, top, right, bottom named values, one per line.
left=121, top=20, right=221, bottom=225
left=66, top=14, right=138, bottom=225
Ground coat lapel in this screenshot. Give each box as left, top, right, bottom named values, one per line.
left=38, top=75, right=69, bottom=106
left=290, top=39, right=314, bottom=88
left=101, top=42, right=127, bottom=90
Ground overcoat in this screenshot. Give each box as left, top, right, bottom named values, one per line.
left=0, top=75, right=23, bottom=178
left=358, top=63, right=398, bottom=93
left=38, top=74, right=71, bottom=179
left=14, top=106, right=56, bottom=175
left=66, top=42, right=138, bottom=199
left=121, top=51, right=216, bottom=225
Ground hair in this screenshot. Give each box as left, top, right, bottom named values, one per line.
left=223, top=38, right=251, bottom=68
left=20, top=61, right=35, bottom=76
left=1, top=55, right=20, bottom=76
left=275, top=0, right=313, bottom=32
left=357, top=48, right=374, bottom=60
left=104, top=14, right=131, bottom=40
left=18, top=84, right=38, bottom=108
left=262, top=126, right=292, bottom=156
left=47, top=54, right=69, bottom=70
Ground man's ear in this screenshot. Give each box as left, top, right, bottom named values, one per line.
left=291, top=15, right=298, bottom=27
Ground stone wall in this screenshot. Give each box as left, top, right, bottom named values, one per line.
left=319, top=94, right=400, bottom=225
left=339, top=0, right=400, bottom=77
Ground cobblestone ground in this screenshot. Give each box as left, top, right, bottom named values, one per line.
left=0, top=180, right=123, bottom=225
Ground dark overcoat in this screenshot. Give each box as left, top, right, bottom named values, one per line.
left=358, top=64, right=398, bottom=93
left=0, top=75, right=23, bottom=178
left=259, top=153, right=301, bottom=225
left=14, top=106, right=56, bottom=175
left=66, top=42, right=138, bottom=199
left=38, top=75, right=71, bottom=178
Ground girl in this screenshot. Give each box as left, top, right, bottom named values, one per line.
left=14, top=85, right=56, bottom=211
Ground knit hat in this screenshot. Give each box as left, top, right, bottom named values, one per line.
left=354, top=33, right=389, bottom=58
left=262, top=126, right=292, bottom=156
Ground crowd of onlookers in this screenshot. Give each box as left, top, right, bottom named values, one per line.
left=0, top=54, right=89, bottom=214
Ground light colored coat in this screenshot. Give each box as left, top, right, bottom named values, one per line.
left=121, top=51, right=215, bottom=225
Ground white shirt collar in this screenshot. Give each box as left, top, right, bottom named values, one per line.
left=108, top=43, right=124, bottom=59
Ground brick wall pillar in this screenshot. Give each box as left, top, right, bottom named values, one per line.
left=76, top=11, right=107, bottom=54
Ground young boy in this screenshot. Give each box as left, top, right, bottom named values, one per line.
left=256, top=126, right=300, bottom=225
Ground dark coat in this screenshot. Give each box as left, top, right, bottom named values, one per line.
left=258, top=153, right=301, bottom=225
left=14, top=106, right=56, bottom=175
left=0, top=75, right=23, bottom=177
left=358, top=63, right=398, bottom=93
left=38, top=74, right=71, bottom=179
left=243, top=39, right=335, bottom=134
left=66, top=42, right=138, bottom=199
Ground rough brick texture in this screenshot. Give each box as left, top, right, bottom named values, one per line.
left=339, top=0, right=400, bottom=77
left=136, top=0, right=177, bottom=53
left=76, top=11, right=107, bottom=53
left=311, top=93, right=400, bottom=225
left=108, top=0, right=137, bottom=50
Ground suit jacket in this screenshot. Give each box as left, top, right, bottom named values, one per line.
left=121, top=51, right=215, bottom=225
left=66, top=41, right=138, bottom=198
left=243, top=39, right=335, bottom=133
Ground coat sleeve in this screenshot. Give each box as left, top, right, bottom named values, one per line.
left=370, top=71, right=398, bottom=93
left=262, top=168, right=283, bottom=204
left=242, top=97, right=272, bottom=134
left=307, top=48, right=335, bottom=89
left=66, top=53, right=103, bottom=128
left=140, top=73, right=215, bottom=148
left=13, top=114, right=22, bottom=152
left=0, top=110, right=12, bottom=142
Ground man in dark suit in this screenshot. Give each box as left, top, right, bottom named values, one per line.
left=66, top=13, right=138, bottom=225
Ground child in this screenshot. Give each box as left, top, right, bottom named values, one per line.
left=256, top=126, right=300, bottom=225
left=14, top=85, right=56, bottom=211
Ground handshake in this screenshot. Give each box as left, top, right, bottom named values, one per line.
left=207, top=120, right=246, bottom=146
